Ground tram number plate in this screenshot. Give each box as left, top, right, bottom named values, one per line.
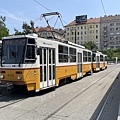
left=8, top=74, right=14, bottom=77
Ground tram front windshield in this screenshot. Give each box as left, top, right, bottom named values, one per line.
left=1, top=38, right=26, bottom=64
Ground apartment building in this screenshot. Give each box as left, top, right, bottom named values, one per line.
left=100, top=15, right=120, bottom=49
left=65, top=17, right=100, bottom=49
left=35, top=26, right=65, bottom=41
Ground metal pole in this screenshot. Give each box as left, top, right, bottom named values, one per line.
left=75, top=29, right=76, bottom=43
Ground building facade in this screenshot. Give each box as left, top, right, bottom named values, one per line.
left=35, top=26, right=65, bottom=41
left=100, top=15, right=120, bottom=49
left=65, top=18, right=100, bottom=49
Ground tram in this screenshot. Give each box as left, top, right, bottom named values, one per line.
left=92, top=51, right=107, bottom=72
left=0, top=34, right=107, bottom=92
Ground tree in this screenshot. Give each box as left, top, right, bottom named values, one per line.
left=0, top=16, right=9, bottom=39
left=82, top=41, right=97, bottom=50
left=14, top=28, right=23, bottom=35
left=106, top=49, right=114, bottom=61
left=14, top=20, right=35, bottom=35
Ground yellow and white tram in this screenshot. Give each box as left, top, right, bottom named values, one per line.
left=92, top=51, right=101, bottom=72
left=92, top=51, right=107, bottom=72
left=0, top=34, right=107, bottom=92
left=99, top=52, right=108, bottom=70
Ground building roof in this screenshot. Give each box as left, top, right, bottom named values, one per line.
left=35, top=26, right=65, bottom=35
left=65, top=18, right=100, bottom=27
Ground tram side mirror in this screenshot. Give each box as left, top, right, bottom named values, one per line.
left=37, top=48, right=40, bottom=55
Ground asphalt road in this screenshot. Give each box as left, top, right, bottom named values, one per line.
left=0, top=64, right=120, bottom=120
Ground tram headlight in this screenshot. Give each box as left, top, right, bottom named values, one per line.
left=0, top=74, right=4, bottom=79
left=17, top=75, right=21, bottom=80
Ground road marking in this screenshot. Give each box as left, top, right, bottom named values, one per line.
left=117, top=102, right=120, bottom=120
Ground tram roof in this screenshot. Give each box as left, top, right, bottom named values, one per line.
left=64, top=41, right=85, bottom=49
left=2, top=34, right=38, bottom=40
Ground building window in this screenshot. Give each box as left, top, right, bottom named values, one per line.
left=77, top=32, right=79, bottom=35
left=67, top=28, right=69, bottom=31
left=110, top=37, right=114, bottom=40
left=84, top=26, right=86, bottom=29
left=116, top=46, right=120, bottom=49
left=90, top=30, right=92, bottom=34
left=116, top=27, right=120, bottom=30
left=89, top=35, right=92, bottom=40
left=110, top=42, right=114, bottom=45
left=110, top=23, right=114, bottom=26
left=116, top=37, right=120, bottom=40
left=81, top=26, right=83, bottom=29
left=81, top=36, right=83, bottom=40
left=110, top=46, right=114, bottom=48
left=116, top=41, right=120, bottom=44
left=96, top=35, right=98, bottom=39
left=116, top=23, right=120, bottom=26
left=96, top=30, right=98, bottom=34
left=81, top=31, right=83, bottom=35
left=90, top=25, right=92, bottom=28
left=110, top=28, right=114, bottom=31
left=84, top=31, right=86, bottom=34
left=96, top=25, right=98, bottom=28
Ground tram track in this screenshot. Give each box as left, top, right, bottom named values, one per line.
left=0, top=65, right=119, bottom=120
left=42, top=66, right=119, bottom=120
left=0, top=88, right=31, bottom=110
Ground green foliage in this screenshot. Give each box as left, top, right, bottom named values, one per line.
left=106, top=49, right=114, bottom=61
left=14, top=28, right=23, bottom=35
left=0, top=16, right=9, bottom=39
left=100, top=49, right=120, bottom=61
left=82, top=41, right=97, bottom=50
left=14, top=20, right=35, bottom=35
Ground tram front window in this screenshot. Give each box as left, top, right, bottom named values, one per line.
left=25, top=38, right=36, bottom=63
left=25, top=45, right=36, bottom=63
left=1, top=38, right=26, bottom=64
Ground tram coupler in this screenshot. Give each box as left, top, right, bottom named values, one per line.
left=0, top=81, right=13, bottom=95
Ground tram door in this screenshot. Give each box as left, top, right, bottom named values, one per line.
left=40, top=47, right=55, bottom=88
left=77, top=53, right=82, bottom=78
left=96, top=56, right=100, bottom=68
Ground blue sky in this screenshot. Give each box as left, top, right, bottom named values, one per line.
left=1, top=0, right=120, bottom=34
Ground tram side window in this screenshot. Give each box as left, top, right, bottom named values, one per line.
left=105, top=56, right=107, bottom=61
left=92, top=53, right=96, bottom=62
left=58, top=45, right=68, bottom=62
left=100, top=55, right=103, bottom=61
left=0, top=47, right=1, bottom=56
left=83, top=51, right=87, bottom=62
left=88, top=52, right=91, bottom=62
left=25, top=45, right=35, bottom=63
left=69, top=47, right=76, bottom=62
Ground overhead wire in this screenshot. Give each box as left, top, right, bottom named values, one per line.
left=33, top=0, right=68, bottom=26
left=100, top=0, right=107, bottom=15
left=34, top=0, right=52, bottom=12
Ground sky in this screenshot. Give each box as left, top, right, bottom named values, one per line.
left=1, top=0, right=120, bottom=34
